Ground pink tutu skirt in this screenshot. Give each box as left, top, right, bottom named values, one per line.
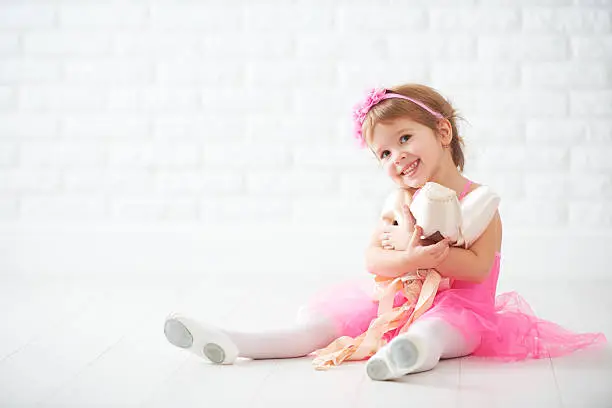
left=306, top=253, right=607, bottom=361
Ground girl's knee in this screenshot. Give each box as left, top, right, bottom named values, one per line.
left=295, top=305, right=338, bottom=332
left=409, top=316, right=480, bottom=359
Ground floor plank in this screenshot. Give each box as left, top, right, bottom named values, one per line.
left=0, top=276, right=608, bottom=408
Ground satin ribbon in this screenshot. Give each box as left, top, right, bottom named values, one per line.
left=312, top=270, right=451, bottom=370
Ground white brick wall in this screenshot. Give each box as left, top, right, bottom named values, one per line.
left=1, top=1, right=611, bottom=279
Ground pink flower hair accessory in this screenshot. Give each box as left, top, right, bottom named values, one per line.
left=351, top=87, right=445, bottom=148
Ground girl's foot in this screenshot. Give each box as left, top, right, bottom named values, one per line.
left=366, top=336, right=418, bottom=381
left=365, top=354, right=395, bottom=381
left=366, top=333, right=435, bottom=381
left=164, top=313, right=239, bottom=364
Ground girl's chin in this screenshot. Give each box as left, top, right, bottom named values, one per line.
left=404, top=182, right=424, bottom=189
left=397, top=175, right=425, bottom=189
left=395, top=164, right=427, bottom=188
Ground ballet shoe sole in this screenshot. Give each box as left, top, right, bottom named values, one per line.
left=366, top=336, right=421, bottom=381
left=202, top=343, right=226, bottom=364
left=164, top=318, right=193, bottom=348
left=388, top=337, right=419, bottom=371
left=366, top=357, right=394, bottom=381
left=163, top=315, right=236, bottom=364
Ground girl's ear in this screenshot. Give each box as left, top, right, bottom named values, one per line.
left=436, top=118, right=453, bottom=146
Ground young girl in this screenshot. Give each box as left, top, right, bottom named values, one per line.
left=164, top=83, right=606, bottom=381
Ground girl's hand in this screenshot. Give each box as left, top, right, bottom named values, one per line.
left=405, top=225, right=451, bottom=269
left=380, top=204, right=416, bottom=251
left=377, top=203, right=451, bottom=269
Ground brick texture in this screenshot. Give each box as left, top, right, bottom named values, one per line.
left=0, top=2, right=611, bottom=235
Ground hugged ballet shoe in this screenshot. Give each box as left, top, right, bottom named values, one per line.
left=456, top=184, right=500, bottom=248
left=164, top=312, right=239, bottom=364
left=381, top=182, right=500, bottom=249
left=410, top=182, right=500, bottom=248
left=409, top=183, right=462, bottom=243
left=380, top=184, right=462, bottom=242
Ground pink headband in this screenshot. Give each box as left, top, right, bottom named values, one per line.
left=352, top=88, right=444, bottom=148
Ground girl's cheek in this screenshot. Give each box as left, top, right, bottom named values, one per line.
left=384, top=162, right=395, bottom=177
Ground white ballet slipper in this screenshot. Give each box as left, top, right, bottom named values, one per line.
left=380, top=189, right=409, bottom=226
left=379, top=182, right=500, bottom=248
left=366, top=332, right=437, bottom=381
left=365, top=351, right=397, bottom=381
left=457, top=185, right=500, bottom=248
left=409, top=182, right=462, bottom=243
left=164, top=312, right=239, bottom=364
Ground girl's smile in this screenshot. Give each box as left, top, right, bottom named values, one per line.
left=369, top=118, right=446, bottom=189
left=398, top=159, right=421, bottom=178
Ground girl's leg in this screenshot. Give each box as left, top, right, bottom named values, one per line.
left=366, top=316, right=480, bottom=381
left=164, top=309, right=339, bottom=364
left=165, top=280, right=379, bottom=364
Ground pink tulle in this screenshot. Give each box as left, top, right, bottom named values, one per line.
left=305, top=252, right=607, bottom=361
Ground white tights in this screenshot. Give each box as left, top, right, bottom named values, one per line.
left=165, top=306, right=478, bottom=377
left=228, top=310, right=479, bottom=369
left=226, top=314, right=338, bottom=360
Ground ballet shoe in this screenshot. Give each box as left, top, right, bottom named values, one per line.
left=408, top=182, right=500, bottom=248
left=366, top=333, right=437, bottom=381
left=164, top=312, right=239, bottom=364
left=409, top=182, right=462, bottom=243
left=458, top=184, right=500, bottom=247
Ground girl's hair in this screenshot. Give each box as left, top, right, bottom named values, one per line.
left=362, top=83, right=465, bottom=172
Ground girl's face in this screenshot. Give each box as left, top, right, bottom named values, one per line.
left=368, top=117, right=447, bottom=189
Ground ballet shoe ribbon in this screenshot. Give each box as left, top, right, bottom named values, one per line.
left=312, top=269, right=448, bottom=370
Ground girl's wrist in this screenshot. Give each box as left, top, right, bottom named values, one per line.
left=399, top=248, right=419, bottom=271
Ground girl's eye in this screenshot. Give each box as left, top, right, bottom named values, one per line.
left=379, top=135, right=411, bottom=160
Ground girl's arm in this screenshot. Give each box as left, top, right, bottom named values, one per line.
left=364, top=220, right=418, bottom=278
left=365, top=245, right=418, bottom=278
left=434, top=211, right=503, bottom=283
left=364, top=220, right=450, bottom=279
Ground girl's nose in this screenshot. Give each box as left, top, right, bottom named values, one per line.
left=393, top=152, right=407, bottom=165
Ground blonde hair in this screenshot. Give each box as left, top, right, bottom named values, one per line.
left=362, top=83, right=465, bottom=172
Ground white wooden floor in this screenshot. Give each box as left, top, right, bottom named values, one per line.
left=0, top=275, right=610, bottom=408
